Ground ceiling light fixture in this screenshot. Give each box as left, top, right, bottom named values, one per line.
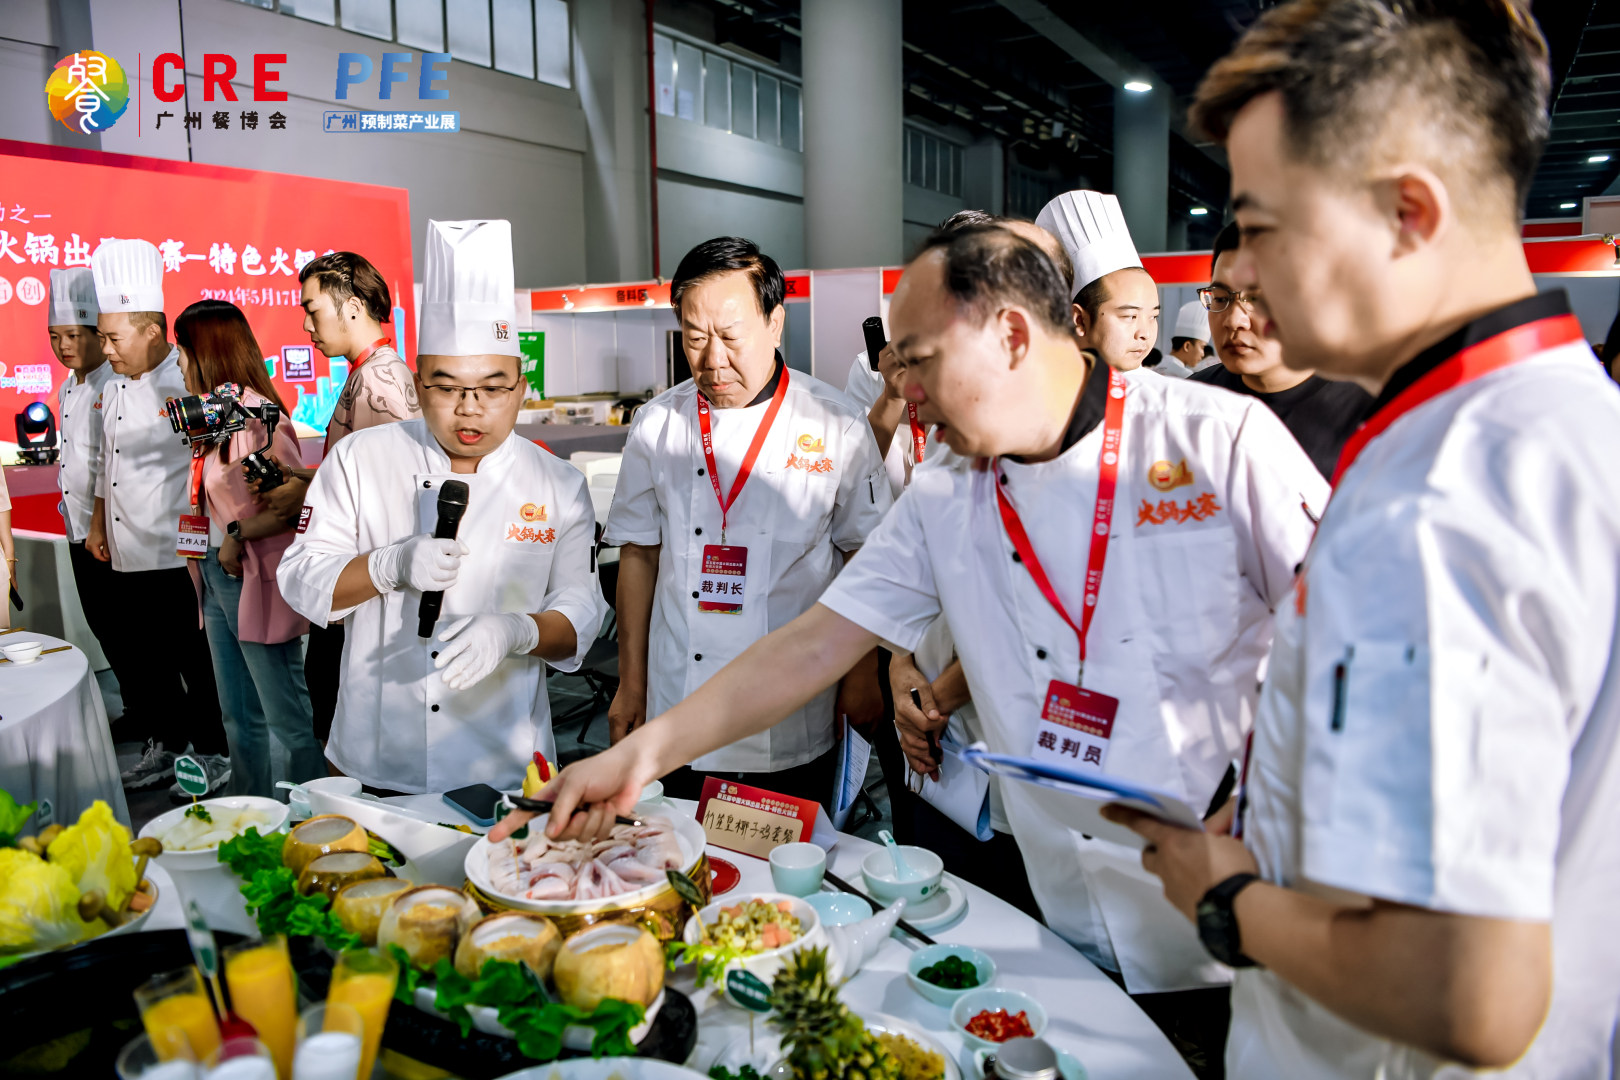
left=1123, top=80, right=1152, bottom=93
left=1589, top=154, right=1611, bottom=163
left=1189, top=207, right=1209, bottom=216
left=1560, top=201, right=1578, bottom=210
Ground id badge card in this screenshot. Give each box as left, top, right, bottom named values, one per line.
left=698, top=544, right=748, bottom=613
left=177, top=514, right=210, bottom=560
left=1032, top=679, right=1119, bottom=772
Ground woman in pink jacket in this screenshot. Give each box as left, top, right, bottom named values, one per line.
left=175, top=300, right=321, bottom=798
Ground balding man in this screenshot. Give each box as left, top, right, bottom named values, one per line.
left=518, top=225, right=1325, bottom=1066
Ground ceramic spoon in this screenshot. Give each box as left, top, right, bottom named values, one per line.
left=879, top=829, right=920, bottom=881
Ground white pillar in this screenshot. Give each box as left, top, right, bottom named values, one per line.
left=801, top=0, right=902, bottom=269
left=1114, top=84, right=1169, bottom=253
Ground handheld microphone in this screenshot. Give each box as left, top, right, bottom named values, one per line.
left=862, top=316, right=887, bottom=371
left=417, top=479, right=470, bottom=639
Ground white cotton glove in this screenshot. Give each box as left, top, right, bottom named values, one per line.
left=434, top=612, right=541, bottom=690
left=368, top=534, right=469, bottom=594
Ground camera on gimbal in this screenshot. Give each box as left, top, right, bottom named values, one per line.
left=165, top=383, right=287, bottom=490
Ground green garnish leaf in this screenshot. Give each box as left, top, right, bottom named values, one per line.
left=184, top=804, right=213, bottom=823
left=216, top=828, right=362, bottom=954
left=366, top=833, right=405, bottom=866
left=0, top=789, right=39, bottom=847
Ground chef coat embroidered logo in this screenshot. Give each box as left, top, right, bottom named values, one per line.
left=519, top=502, right=547, bottom=522
left=506, top=523, right=556, bottom=544
left=492, top=320, right=511, bottom=341
left=296, top=506, right=313, bottom=534
left=1147, top=459, right=1193, bottom=492
left=796, top=433, right=825, bottom=455
left=1136, top=492, right=1222, bottom=526
left=119, top=293, right=130, bottom=306
left=785, top=453, right=836, bottom=474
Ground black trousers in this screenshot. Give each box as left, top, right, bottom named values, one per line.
left=304, top=619, right=345, bottom=744
left=662, top=744, right=841, bottom=814
left=94, top=561, right=227, bottom=756
left=67, top=540, right=127, bottom=708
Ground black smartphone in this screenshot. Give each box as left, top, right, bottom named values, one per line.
left=443, top=783, right=504, bottom=826
left=862, top=316, right=887, bottom=370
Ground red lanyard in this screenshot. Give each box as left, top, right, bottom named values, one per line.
left=189, top=451, right=208, bottom=511
left=907, top=402, right=926, bottom=464
left=993, top=367, right=1126, bottom=686
left=1330, top=313, right=1584, bottom=488
left=350, top=336, right=392, bottom=371
left=696, top=368, right=791, bottom=542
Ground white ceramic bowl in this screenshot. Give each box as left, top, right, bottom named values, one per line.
left=860, top=845, right=945, bottom=907
left=639, top=780, right=666, bottom=804
left=464, top=802, right=707, bottom=915
left=906, top=943, right=996, bottom=1007
left=2, top=640, right=44, bottom=664
left=950, top=987, right=1049, bottom=1053
left=137, top=795, right=290, bottom=871
left=681, top=891, right=824, bottom=1003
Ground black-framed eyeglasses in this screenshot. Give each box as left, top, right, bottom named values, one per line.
left=1198, top=286, right=1261, bottom=314
left=420, top=383, right=522, bottom=405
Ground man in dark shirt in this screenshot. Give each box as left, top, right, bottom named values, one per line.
left=1192, top=222, right=1372, bottom=478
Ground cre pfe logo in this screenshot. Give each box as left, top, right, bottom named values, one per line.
left=45, top=50, right=130, bottom=134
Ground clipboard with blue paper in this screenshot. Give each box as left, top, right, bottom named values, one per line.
left=962, top=742, right=1203, bottom=850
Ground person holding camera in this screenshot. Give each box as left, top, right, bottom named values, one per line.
left=89, top=239, right=229, bottom=796
left=174, top=299, right=321, bottom=799
left=278, top=220, right=606, bottom=794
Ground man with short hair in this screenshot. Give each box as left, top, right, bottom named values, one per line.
left=1157, top=301, right=1216, bottom=379
left=515, top=227, right=1326, bottom=1067
left=253, top=250, right=422, bottom=745
left=88, top=240, right=229, bottom=794
left=47, top=269, right=123, bottom=680
left=1105, top=3, right=1620, bottom=1077
left=278, top=220, right=605, bottom=793
left=1190, top=223, right=1371, bottom=479
left=604, top=236, right=891, bottom=805
left=1037, top=190, right=1160, bottom=371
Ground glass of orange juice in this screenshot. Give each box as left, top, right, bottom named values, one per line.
left=135, top=965, right=222, bottom=1064
left=223, top=935, right=297, bottom=1080
left=325, top=949, right=398, bottom=1080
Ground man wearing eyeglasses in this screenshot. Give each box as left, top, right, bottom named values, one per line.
left=278, top=220, right=607, bottom=794
left=1192, top=223, right=1371, bottom=479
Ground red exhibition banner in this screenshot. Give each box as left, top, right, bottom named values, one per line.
left=0, top=138, right=414, bottom=442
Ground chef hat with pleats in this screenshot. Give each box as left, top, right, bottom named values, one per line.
left=1174, top=299, right=1210, bottom=341
left=417, top=219, right=521, bottom=358
left=1035, top=190, right=1143, bottom=297
left=91, top=238, right=164, bottom=314
left=50, top=267, right=98, bottom=326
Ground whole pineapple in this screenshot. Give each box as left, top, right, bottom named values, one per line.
left=770, top=947, right=902, bottom=1080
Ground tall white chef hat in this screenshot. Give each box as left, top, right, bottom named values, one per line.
left=1174, top=299, right=1210, bottom=342
left=417, top=219, right=521, bottom=358
left=91, top=238, right=164, bottom=314
left=1034, top=190, right=1143, bottom=297
left=49, top=267, right=99, bottom=327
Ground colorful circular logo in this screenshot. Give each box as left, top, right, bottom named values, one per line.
left=45, top=50, right=130, bottom=135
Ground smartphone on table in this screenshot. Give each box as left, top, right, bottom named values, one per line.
left=443, top=783, right=504, bottom=827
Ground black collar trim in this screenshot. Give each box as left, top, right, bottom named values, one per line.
left=1372, top=290, right=1570, bottom=413
left=1061, top=353, right=1110, bottom=453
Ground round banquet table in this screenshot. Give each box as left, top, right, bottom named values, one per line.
left=142, top=795, right=1194, bottom=1080
left=0, top=630, right=129, bottom=828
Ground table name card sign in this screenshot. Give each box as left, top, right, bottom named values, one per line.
left=696, top=776, right=838, bottom=859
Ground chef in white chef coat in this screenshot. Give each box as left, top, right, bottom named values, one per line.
left=47, top=269, right=120, bottom=646
left=88, top=239, right=228, bottom=791
left=1037, top=191, right=1160, bottom=373
left=277, top=220, right=606, bottom=794
left=1156, top=302, right=1216, bottom=380
left=1108, top=3, right=1620, bottom=1077
left=603, top=236, right=891, bottom=804
left=516, top=227, right=1327, bottom=1018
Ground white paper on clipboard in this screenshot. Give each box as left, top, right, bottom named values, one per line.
left=962, top=742, right=1203, bottom=850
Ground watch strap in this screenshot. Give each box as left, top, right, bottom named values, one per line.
left=226, top=520, right=243, bottom=540
left=1197, top=871, right=1261, bottom=968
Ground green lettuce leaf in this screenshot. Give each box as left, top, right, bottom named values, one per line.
left=0, top=791, right=37, bottom=848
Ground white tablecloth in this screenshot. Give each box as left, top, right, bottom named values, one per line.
left=0, top=631, right=128, bottom=828
left=143, top=795, right=1192, bottom=1079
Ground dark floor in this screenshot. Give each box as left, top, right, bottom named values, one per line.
left=110, top=665, right=893, bottom=839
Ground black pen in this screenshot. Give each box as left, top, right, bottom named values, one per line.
left=909, top=687, right=944, bottom=764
